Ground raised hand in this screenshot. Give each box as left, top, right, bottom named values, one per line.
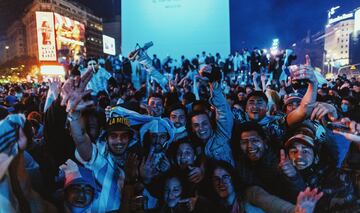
left=48, top=76, right=62, bottom=97
left=157, top=155, right=170, bottom=173
left=59, top=159, right=81, bottom=179
left=60, top=68, right=93, bottom=112
left=310, top=102, right=338, bottom=121
left=139, top=148, right=158, bottom=183
left=279, top=149, right=297, bottom=178
left=188, top=166, right=204, bottom=183
left=291, top=65, right=317, bottom=85
left=295, top=187, right=323, bottom=213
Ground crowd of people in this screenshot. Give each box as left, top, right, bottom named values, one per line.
left=0, top=46, right=360, bottom=213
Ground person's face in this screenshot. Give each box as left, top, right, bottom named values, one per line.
left=191, top=114, right=213, bottom=141
left=288, top=142, right=315, bottom=170
left=65, top=184, right=94, bottom=208
left=341, top=100, right=350, bottom=107
left=150, top=132, right=168, bottom=152
left=164, top=177, right=182, bottom=208
left=285, top=100, right=300, bottom=114
left=246, top=96, right=268, bottom=121
left=353, top=85, right=360, bottom=93
left=240, top=131, right=266, bottom=161
left=176, top=143, right=196, bottom=169
left=87, top=60, right=98, bottom=71
left=148, top=97, right=164, bottom=117
left=212, top=168, right=234, bottom=199
left=107, top=130, right=132, bottom=156
left=170, top=109, right=186, bottom=128
left=237, top=92, right=246, bottom=102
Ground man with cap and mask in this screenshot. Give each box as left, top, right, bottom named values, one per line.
left=280, top=123, right=358, bottom=212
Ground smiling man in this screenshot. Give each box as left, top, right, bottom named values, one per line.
left=232, top=121, right=299, bottom=202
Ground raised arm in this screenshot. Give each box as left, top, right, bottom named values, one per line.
left=61, top=69, right=94, bottom=161
left=287, top=67, right=318, bottom=127
left=209, top=81, right=233, bottom=138
left=200, top=64, right=233, bottom=138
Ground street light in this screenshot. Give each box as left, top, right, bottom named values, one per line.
left=5, top=46, right=9, bottom=50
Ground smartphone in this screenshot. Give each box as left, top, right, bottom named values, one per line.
left=290, top=65, right=309, bottom=89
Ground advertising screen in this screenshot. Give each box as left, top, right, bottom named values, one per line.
left=36, top=12, right=57, bottom=61
left=122, top=0, right=230, bottom=60
left=54, top=13, right=85, bottom=59
left=103, top=35, right=116, bottom=55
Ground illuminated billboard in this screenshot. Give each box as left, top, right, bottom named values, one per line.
left=103, top=35, right=116, bottom=55
left=54, top=13, right=85, bottom=59
left=36, top=12, right=57, bottom=61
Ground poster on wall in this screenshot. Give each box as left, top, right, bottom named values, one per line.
left=103, top=35, right=116, bottom=55
left=36, top=11, right=57, bottom=61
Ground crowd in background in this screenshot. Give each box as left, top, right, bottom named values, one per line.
left=0, top=45, right=360, bottom=213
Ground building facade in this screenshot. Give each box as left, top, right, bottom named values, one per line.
left=324, top=17, right=354, bottom=67
left=350, top=8, right=360, bottom=65
left=19, top=0, right=103, bottom=62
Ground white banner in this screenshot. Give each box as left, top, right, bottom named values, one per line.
left=36, top=12, right=57, bottom=61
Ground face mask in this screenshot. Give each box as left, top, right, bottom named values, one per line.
left=341, top=104, right=349, bottom=112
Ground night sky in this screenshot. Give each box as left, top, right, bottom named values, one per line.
left=0, top=0, right=359, bottom=51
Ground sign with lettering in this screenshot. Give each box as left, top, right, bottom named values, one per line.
left=36, top=12, right=57, bottom=61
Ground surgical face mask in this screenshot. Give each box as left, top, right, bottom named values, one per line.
left=341, top=104, right=349, bottom=113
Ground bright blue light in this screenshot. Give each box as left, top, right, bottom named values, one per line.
left=121, top=0, right=231, bottom=59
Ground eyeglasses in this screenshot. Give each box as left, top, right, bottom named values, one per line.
left=212, top=175, right=231, bottom=185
